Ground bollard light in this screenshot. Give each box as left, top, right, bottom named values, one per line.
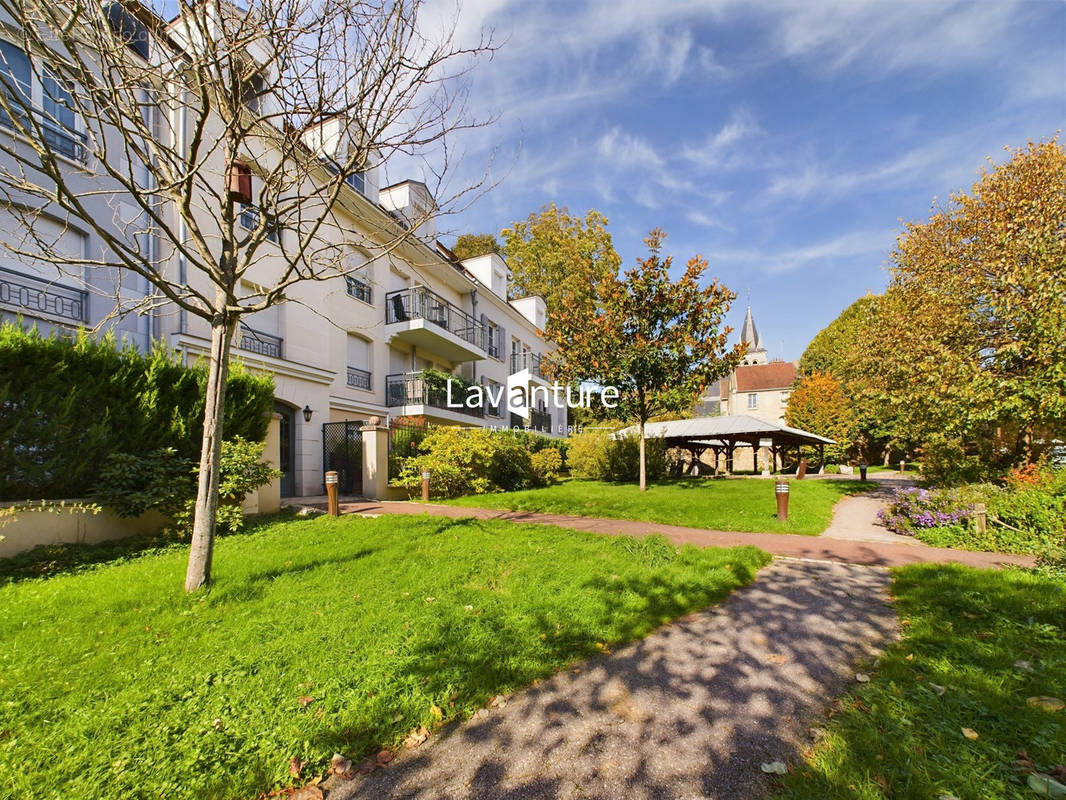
left=325, top=470, right=339, bottom=517
left=421, top=470, right=431, bottom=502
left=775, top=478, right=790, bottom=521
left=860, top=463, right=868, bottom=481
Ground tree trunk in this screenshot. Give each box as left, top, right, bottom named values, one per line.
left=638, top=420, right=647, bottom=492
left=184, top=312, right=235, bottom=592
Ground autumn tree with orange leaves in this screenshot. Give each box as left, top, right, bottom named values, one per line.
left=547, top=230, right=743, bottom=490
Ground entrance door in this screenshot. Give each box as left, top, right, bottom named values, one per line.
left=275, top=402, right=295, bottom=497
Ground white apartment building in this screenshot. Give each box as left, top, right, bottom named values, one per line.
left=0, top=2, right=564, bottom=499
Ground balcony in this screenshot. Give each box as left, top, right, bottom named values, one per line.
left=346, top=365, right=371, bottom=391
left=238, top=324, right=283, bottom=359
left=0, top=265, right=87, bottom=323
left=510, top=351, right=546, bottom=379
left=386, top=371, right=486, bottom=419
left=0, top=109, right=88, bottom=163
left=384, top=287, right=486, bottom=362
left=345, top=275, right=372, bottom=304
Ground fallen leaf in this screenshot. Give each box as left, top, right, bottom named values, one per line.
left=873, top=774, right=890, bottom=791
left=403, top=726, right=429, bottom=748
left=929, top=683, right=946, bottom=696
left=297, top=696, right=315, bottom=708
left=855, top=673, right=870, bottom=683
left=289, top=757, right=304, bottom=778
left=1027, top=772, right=1066, bottom=798
left=376, top=750, right=394, bottom=765
left=760, top=761, right=788, bottom=774
left=330, top=753, right=352, bottom=774
left=430, top=704, right=443, bottom=721
left=961, top=727, right=979, bottom=740
left=766, top=653, right=789, bottom=665
left=1028, top=696, right=1065, bottom=712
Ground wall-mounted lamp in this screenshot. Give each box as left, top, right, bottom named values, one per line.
left=302, top=405, right=313, bottom=422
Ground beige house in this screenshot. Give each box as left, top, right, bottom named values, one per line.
left=0, top=4, right=564, bottom=501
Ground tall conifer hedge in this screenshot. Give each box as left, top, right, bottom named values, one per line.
left=0, top=324, right=274, bottom=499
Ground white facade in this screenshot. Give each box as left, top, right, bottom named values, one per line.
left=0, top=8, right=564, bottom=498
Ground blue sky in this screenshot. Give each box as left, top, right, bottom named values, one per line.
left=417, top=0, right=1065, bottom=361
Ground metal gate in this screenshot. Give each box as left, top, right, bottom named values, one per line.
left=321, top=420, right=366, bottom=495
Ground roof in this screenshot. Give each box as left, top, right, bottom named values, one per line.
left=735, top=361, right=797, bottom=391
left=740, top=306, right=764, bottom=352
left=615, top=414, right=835, bottom=446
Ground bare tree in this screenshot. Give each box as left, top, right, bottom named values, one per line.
left=0, top=0, right=495, bottom=590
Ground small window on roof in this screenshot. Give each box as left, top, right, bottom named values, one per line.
left=105, top=3, right=150, bottom=60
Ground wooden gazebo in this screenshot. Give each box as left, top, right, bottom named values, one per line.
left=615, top=414, right=835, bottom=474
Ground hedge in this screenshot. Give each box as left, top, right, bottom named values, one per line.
left=0, top=324, right=274, bottom=500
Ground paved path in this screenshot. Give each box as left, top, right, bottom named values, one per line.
left=329, top=560, right=899, bottom=800
left=819, top=476, right=916, bottom=544
left=325, top=500, right=1034, bottom=569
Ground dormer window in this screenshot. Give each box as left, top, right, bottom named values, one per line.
left=240, top=72, right=267, bottom=113
left=345, top=171, right=365, bottom=195
left=105, top=2, right=150, bottom=60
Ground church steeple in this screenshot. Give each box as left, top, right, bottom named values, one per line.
left=739, top=306, right=767, bottom=365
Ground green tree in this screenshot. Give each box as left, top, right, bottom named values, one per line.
left=549, top=230, right=742, bottom=490
left=451, top=233, right=501, bottom=260
left=886, top=138, right=1066, bottom=463
left=784, top=372, right=857, bottom=463
left=799, top=294, right=908, bottom=462
left=501, top=203, right=621, bottom=326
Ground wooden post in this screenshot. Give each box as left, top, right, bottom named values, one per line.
left=974, top=503, right=987, bottom=535
left=325, top=470, right=339, bottom=517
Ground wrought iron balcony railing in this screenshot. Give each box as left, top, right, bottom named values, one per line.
left=385, top=287, right=486, bottom=352
left=385, top=372, right=486, bottom=418
left=346, top=365, right=372, bottom=391
left=529, top=408, right=552, bottom=431
left=509, top=351, right=545, bottom=378
left=0, top=109, right=88, bottom=163
left=0, top=265, right=87, bottom=322
left=238, top=324, right=283, bottom=359
left=345, top=275, right=372, bottom=304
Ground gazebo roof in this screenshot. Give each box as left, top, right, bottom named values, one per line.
left=614, top=414, right=835, bottom=448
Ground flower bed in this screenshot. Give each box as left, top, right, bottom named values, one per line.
left=878, top=486, right=973, bottom=536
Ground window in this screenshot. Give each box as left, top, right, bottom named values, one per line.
left=486, top=321, right=500, bottom=359
left=239, top=204, right=280, bottom=244
left=345, top=274, right=372, bottom=304
left=240, top=72, right=267, bottom=114
left=346, top=334, right=371, bottom=390
left=0, top=41, right=86, bottom=162
left=345, top=171, right=365, bottom=195
left=747, top=393, right=758, bottom=410
left=105, top=2, right=150, bottom=60
left=485, top=378, right=504, bottom=418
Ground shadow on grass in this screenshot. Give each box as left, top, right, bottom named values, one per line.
left=321, top=559, right=897, bottom=800
left=0, top=508, right=299, bottom=586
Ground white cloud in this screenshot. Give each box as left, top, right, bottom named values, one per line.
left=596, top=127, right=664, bottom=170
left=711, top=228, right=896, bottom=274
left=681, top=107, right=765, bottom=170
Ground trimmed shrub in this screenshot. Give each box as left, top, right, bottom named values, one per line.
left=530, top=448, right=562, bottom=486
left=0, top=324, right=274, bottom=500
left=93, top=437, right=279, bottom=535
left=566, top=432, right=611, bottom=479
left=565, top=431, right=668, bottom=482
left=392, top=427, right=535, bottom=498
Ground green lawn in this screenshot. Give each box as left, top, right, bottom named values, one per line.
left=776, top=564, right=1066, bottom=799
left=442, top=477, right=875, bottom=535
left=0, top=513, right=768, bottom=800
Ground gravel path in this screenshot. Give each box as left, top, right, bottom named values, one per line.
left=328, top=560, right=898, bottom=800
